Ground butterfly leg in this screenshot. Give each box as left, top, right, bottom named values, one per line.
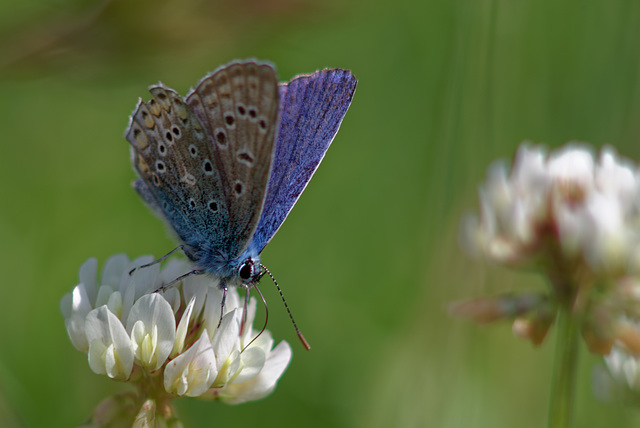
left=154, top=268, right=205, bottom=292
left=241, top=282, right=269, bottom=352
left=240, top=288, right=251, bottom=336
left=129, top=245, right=186, bottom=275
left=240, top=267, right=265, bottom=338
left=217, top=280, right=228, bottom=328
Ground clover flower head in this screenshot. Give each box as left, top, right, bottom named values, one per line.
left=61, top=254, right=292, bottom=425
left=454, top=142, right=640, bottom=351
left=461, top=142, right=640, bottom=277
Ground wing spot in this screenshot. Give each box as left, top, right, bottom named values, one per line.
left=259, top=118, right=267, bottom=131
left=236, top=104, right=247, bottom=118
left=149, top=99, right=161, bottom=116
left=152, top=174, right=160, bottom=186
left=165, top=131, right=173, bottom=142
left=189, top=144, right=198, bottom=157
left=248, top=108, right=257, bottom=119
left=132, top=126, right=149, bottom=149
left=174, top=104, right=188, bottom=121
left=216, top=130, right=227, bottom=147
left=140, top=108, right=155, bottom=129
left=172, top=126, right=181, bottom=138
left=234, top=181, right=244, bottom=197
left=237, top=150, right=254, bottom=166
left=156, top=160, right=166, bottom=173
left=208, top=200, right=219, bottom=213
left=183, top=172, right=197, bottom=186
left=225, top=114, right=235, bottom=128
left=203, top=159, right=214, bottom=175
left=202, top=89, right=218, bottom=108
left=136, top=155, right=150, bottom=174
left=188, top=198, right=197, bottom=209
left=158, top=142, right=167, bottom=155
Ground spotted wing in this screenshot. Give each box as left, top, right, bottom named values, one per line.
left=185, top=60, right=279, bottom=259
left=125, top=81, right=235, bottom=262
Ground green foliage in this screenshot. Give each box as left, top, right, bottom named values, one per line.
left=1, top=0, right=640, bottom=426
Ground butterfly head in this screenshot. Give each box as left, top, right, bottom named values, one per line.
left=180, top=241, right=263, bottom=288
left=237, top=257, right=263, bottom=286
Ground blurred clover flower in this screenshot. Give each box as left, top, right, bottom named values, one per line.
left=61, top=254, right=292, bottom=427
left=592, top=277, right=640, bottom=406
left=453, top=142, right=640, bottom=427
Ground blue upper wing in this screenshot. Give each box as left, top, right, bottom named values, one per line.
left=250, top=68, right=357, bottom=253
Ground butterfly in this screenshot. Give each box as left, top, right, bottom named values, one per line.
left=125, top=59, right=357, bottom=345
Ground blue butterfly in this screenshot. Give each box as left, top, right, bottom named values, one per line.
left=125, top=60, right=356, bottom=344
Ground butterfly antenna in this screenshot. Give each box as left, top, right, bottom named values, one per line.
left=260, top=264, right=311, bottom=350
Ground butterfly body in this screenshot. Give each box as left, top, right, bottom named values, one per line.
left=126, top=59, right=356, bottom=290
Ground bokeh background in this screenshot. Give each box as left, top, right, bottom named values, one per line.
left=2, top=0, right=640, bottom=426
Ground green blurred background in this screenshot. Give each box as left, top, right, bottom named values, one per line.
left=2, top=0, right=640, bottom=426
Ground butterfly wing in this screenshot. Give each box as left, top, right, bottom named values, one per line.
left=125, top=84, right=230, bottom=258
left=126, top=60, right=279, bottom=270
left=250, top=68, right=357, bottom=253
left=185, top=60, right=279, bottom=260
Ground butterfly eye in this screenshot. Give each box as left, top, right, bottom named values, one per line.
left=239, top=260, right=254, bottom=281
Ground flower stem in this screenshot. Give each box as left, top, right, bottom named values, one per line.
left=547, top=301, right=579, bottom=428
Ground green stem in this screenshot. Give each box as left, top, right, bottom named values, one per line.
left=547, top=302, right=580, bottom=428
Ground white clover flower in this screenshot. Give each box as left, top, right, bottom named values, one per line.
left=164, top=329, right=217, bottom=397
left=461, top=142, right=640, bottom=278
left=456, top=142, right=640, bottom=416
left=455, top=142, right=640, bottom=350
left=62, top=254, right=292, bottom=425
left=604, top=346, right=640, bottom=391
left=213, top=332, right=292, bottom=404
left=85, top=306, right=135, bottom=381
left=127, top=293, right=176, bottom=371
left=60, top=254, right=159, bottom=352
left=594, top=323, right=640, bottom=404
